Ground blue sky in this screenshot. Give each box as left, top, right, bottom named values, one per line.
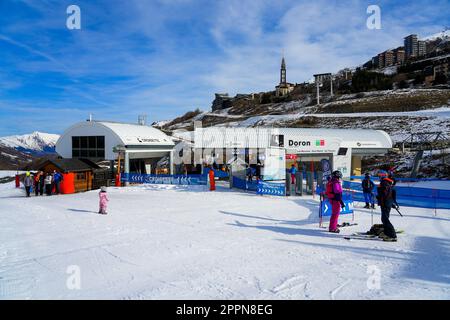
left=0, top=0, right=449, bottom=136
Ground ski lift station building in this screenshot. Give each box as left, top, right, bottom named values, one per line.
left=193, top=127, right=393, bottom=178
left=55, top=119, right=393, bottom=179
left=55, top=120, right=175, bottom=175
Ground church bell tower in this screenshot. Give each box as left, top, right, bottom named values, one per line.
left=280, top=57, right=286, bottom=85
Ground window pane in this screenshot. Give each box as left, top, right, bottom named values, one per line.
left=72, top=137, right=80, bottom=148
left=97, top=149, right=105, bottom=158
left=97, top=136, right=105, bottom=148
left=80, top=137, right=88, bottom=148
left=88, top=136, right=96, bottom=149
left=88, top=150, right=96, bottom=158
left=72, top=149, right=80, bottom=157
left=80, top=150, right=88, bottom=157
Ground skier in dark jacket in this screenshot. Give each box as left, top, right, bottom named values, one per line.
left=34, top=171, right=41, bottom=196
left=376, top=177, right=399, bottom=242
left=39, top=171, right=45, bottom=196
left=53, top=170, right=63, bottom=195
left=362, top=173, right=375, bottom=209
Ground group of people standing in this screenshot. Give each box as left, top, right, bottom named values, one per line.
left=325, top=170, right=399, bottom=242
left=22, top=170, right=64, bottom=197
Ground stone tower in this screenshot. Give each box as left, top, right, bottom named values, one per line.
left=280, top=57, right=287, bottom=85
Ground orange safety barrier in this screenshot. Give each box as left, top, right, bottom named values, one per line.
left=209, top=169, right=216, bottom=191
left=60, top=173, right=75, bottom=194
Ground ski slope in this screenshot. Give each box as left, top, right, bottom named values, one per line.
left=0, top=182, right=449, bottom=299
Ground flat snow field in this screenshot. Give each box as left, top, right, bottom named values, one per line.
left=0, top=182, right=449, bottom=300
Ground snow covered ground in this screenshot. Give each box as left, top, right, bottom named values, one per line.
left=1, top=182, right=449, bottom=300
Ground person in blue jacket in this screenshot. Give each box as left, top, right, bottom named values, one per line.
left=362, top=173, right=375, bottom=209
left=53, top=170, right=64, bottom=195
left=289, top=164, right=298, bottom=184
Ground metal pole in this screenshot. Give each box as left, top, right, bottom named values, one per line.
left=124, top=151, right=130, bottom=186
left=330, top=76, right=333, bottom=97
left=316, top=80, right=320, bottom=105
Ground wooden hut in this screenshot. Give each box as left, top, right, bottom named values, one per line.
left=38, top=158, right=107, bottom=193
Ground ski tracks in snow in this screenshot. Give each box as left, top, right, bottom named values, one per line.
left=270, top=275, right=311, bottom=299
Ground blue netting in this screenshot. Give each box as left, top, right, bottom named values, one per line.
left=343, top=181, right=450, bottom=209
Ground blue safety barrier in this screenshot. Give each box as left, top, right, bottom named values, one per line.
left=320, top=194, right=354, bottom=217
left=203, top=168, right=229, bottom=178
left=343, top=180, right=450, bottom=209
left=232, top=176, right=259, bottom=192
left=257, top=181, right=285, bottom=196
left=121, top=173, right=208, bottom=185
left=350, top=176, right=447, bottom=182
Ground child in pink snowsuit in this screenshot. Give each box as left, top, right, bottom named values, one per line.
left=99, top=186, right=109, bottom=214
left=326, top=171, right=344, bottom=232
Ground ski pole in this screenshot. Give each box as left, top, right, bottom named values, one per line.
left=394, top=206, right=403, bottom=217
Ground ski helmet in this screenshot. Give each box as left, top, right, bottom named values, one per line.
left=332, top=170, right=343, bottom=179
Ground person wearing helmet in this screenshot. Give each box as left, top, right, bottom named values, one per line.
left=362, top=173, right=375, bottom=209
left=23, top=171, right=33, bottom=197
left=325, top=170, right=345, bottom=233
left=376, top=177, right=398, bottom=242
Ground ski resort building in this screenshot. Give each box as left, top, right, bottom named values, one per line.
left=55, top=120, right=175, bottom=177
left=193, top=127, right=393, bottom=179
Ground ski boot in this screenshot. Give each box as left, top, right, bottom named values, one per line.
left=364, top=203, right=370, bottom=209
left=378, top=232, right=397, bottom=242
left=329, top=228, right=340, bottom=233
left=371, top=203, right=375, bottom=209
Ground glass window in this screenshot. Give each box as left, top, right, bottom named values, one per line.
left=72, top=137, right=80, bottom=149
left=72, top=136, right=105, bottom=159
left=88, top=136, right=96, bottom=149
left=97, top=136, right=105, bottom=148
left=80, top=137, right=88, bottom=148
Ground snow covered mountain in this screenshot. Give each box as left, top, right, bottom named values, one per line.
left=0, top=131, right=60, bottom=155
left=423, top=29, right=450, bottom=42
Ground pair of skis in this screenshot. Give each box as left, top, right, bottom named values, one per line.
left=344, top=230, right=404, bottom=241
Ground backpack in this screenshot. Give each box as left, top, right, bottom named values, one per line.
left=362, top=179, right=372, bottom=190
left=376, top=180, right=394, bottom=204
left=368, top=224, right=384, bottom=236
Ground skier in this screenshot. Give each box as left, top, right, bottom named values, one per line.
left=53, top=170, right=63, bottom=195
left=362, top=173, right=375, bottom=209
left=23, top=171, right=33, bottom=197
left=45, top=173, right=53, bottom=196
left=326, top=170, right=345, bottom=233
left=246, top=165, right=253, bottom=182
left=39, top=171, right=45, bottom=196
left=34, top=171, right=41, bottom=196
left=98, top=186, right=109, bottom=214
left=376, top=177, right=398, bottom=242
left=289, top=164, right=298, bottom=185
